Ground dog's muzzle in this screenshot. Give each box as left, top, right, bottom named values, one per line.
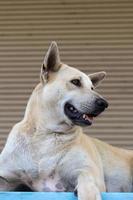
left=64, top=98, right=108, bottom=126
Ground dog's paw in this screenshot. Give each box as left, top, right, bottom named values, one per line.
left=77, top=183, right=102, bottom=200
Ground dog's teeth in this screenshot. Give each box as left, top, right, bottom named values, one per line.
left=85, top=115, right=88, bottom=120
left=83, top=114, right=90, bottom=121
left=83, top=114, right=86, bottom=119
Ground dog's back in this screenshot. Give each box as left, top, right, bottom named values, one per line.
left=92, top=137, right=133, bottom=192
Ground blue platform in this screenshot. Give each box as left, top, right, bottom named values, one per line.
left=0, top=192, right=133, bottom=200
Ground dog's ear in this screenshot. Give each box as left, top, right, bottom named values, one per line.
left=89, top=71, right=106, bottom=87
left=40, top=41, right=61, bottom=83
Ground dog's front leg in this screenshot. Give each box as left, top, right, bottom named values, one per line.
left=76, top=171, right=103, bottom=200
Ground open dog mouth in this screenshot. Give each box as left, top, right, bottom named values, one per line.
left=64, top=102, right=97, bottom=126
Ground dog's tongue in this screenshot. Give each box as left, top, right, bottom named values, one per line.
left=83, top=114, right=93, bottom=122
left=86, top=114, right=93, bottom=121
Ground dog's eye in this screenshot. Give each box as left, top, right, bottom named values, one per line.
left=91, top=86, right=94, bottom=90
left=71, top=79, right=81, bottom=87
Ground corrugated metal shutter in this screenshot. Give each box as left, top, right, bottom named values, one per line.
left=0, top=0, right=133, bottom=151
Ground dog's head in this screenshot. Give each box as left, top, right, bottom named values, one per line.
left=39, top=42, right=108, bottom=131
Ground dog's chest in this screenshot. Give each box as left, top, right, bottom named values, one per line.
left=29, top=136, right=69, bottom=191
left=27, top=134, right=90, bottom=191
left=32, top=147, right=91, bottom=192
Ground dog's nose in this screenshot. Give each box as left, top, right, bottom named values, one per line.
left=96, top=98, right=108, bottom=109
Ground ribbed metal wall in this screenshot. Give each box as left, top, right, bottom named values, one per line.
left=0, top=0, right=133, bottom=151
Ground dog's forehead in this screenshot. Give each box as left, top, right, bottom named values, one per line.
left=58, top=64, right=92, bottom=84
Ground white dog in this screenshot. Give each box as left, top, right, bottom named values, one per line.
left=0, top=42, right=132, bottom=200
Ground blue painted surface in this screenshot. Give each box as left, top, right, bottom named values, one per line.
left=102, top=192, right=133, bottom=200
left=0, top=192, right=133, bottom=200
left=0, top=192, right=77, bottom=200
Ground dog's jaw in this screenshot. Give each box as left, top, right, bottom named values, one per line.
left=64, top=102, right=96, bottom=127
